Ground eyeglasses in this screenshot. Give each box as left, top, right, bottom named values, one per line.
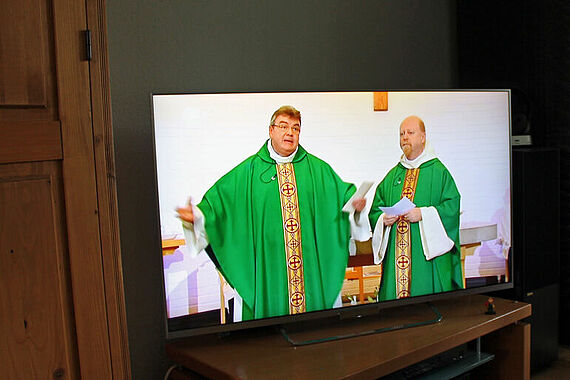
left=272, top=123, right=301, bottom=134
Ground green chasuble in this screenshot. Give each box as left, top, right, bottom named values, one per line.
left=368, top=158, right=463, bottom=301
left=197, top=142, right=355, bottom=320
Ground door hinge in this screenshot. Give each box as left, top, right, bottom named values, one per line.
left=84, top=29, right=92, bottom=61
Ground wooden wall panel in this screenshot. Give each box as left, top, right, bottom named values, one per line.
left=0, top=161, right=79, bottom=380
left=0, top=0, right=49, bottom=107
left=0, top=121, right=62, bottom=164
left=0, top=0, right=58, bottom=122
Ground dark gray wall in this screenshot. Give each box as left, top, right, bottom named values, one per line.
left=106, top=1, right=457, bottom=378
left=457, top=0, right=570, bottom=349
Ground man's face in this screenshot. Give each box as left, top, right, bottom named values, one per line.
left=399, top=117, right=425, bottom=160
left=269, top=114, right=300, bottom=156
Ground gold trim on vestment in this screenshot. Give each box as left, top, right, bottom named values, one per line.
left=276, top=163, right=306, bottom=314
left=395, top=168, right=420, bottom=299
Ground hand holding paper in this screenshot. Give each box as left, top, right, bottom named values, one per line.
left=379, top=196, right=416, bottom=216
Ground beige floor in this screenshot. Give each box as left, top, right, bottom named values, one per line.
left=531, top=345, right=570, bottom=379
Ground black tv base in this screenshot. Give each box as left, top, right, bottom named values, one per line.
left=279, top=302, right=442, bottom=346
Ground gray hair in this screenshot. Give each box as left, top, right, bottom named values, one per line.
left=269, top=105, right=301, bottom=126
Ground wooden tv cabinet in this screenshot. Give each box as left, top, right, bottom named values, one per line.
left=165, top=294, right=530, bottom=379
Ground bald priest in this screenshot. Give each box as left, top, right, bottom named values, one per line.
left=368, top=115, right=463, bottom=301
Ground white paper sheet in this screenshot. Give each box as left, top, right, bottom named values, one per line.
left=379, top=196, right=416, bottom=216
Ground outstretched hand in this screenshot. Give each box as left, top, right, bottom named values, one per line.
left=176, top=197, right=194, bottom=224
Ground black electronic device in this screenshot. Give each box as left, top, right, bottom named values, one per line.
left=151, top=90, right=513, bottom=340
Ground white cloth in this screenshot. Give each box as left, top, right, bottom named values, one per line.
left=267, top=140, right=297, bottom=163
left=233, top=293, right=243, bottom=322
left=419, top=207, right=455, bottom=260
left=181, top=205, right=208, bottom=258
left=372, top=214, right=391, bottom=264
left=399, top=140, right=437, bottom=169
left=349, top=209, right=372, bottom=244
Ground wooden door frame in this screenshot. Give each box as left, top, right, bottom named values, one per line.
left=85, top=1, right=131, bottom=378
left=53, top=0, right=130, bottom=378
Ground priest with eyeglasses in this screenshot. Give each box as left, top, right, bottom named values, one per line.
left=176, top=105, right=369, bottom=321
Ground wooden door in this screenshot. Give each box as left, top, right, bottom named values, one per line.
left=0, top=0, right=129, bottom=378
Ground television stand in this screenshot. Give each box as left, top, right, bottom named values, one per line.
left=165, top=295, right=530, bottom=379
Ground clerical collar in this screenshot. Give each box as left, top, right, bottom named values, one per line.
left=400, top=141, right=437, bottom=169
left=267, top=140, right=297, bottom=163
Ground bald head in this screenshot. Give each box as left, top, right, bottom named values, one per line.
left=399, top=116, right=426, bottom=160
left=401, top=115, right=425, bottom=132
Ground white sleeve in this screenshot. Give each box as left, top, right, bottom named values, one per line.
left=181, top=205, right=209, bottom=258
left=349, top=208, right=372, bottom=242
left=418, top=206, right=455, bottom=260
left=371, top=214, right=391, bottom=265
left=233, top=293, right=243, bottom=323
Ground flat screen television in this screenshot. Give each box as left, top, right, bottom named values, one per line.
left=152, top=90, right=512, bottom=340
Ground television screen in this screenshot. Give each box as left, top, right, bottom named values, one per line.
left=152, top=90, right=512, bottom=338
